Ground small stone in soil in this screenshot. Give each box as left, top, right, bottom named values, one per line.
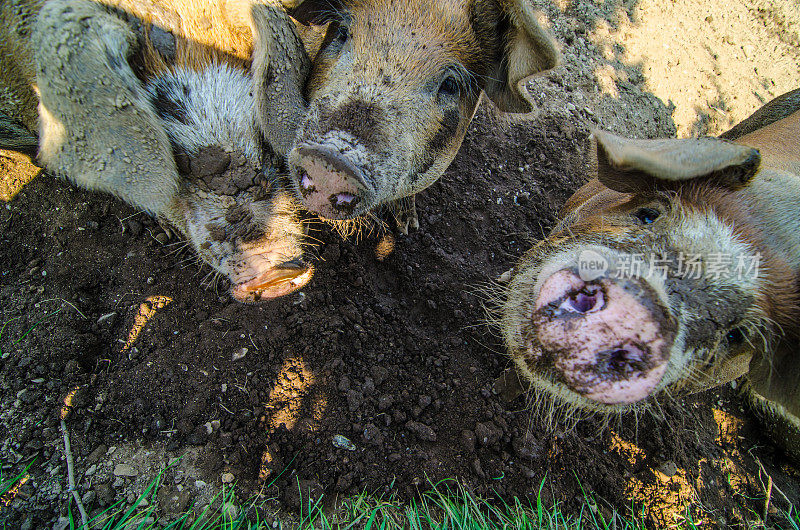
left=332, top=435, right=356, bottom=451
left=113, top=463, right=137, bottom=477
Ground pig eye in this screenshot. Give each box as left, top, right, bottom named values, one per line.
left=725, top=328, right=746, bottom=346
left=437, top=75, right=461, bottom=100
left=323, top=21, right=350, bottom=53
left=333, top=23, right=349, bottom=44
left=633, top=207, right=660, bottom=224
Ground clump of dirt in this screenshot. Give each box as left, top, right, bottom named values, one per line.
left=177, top=145, right=264, bottom=196
left=2, top=0, right=800, bottom=527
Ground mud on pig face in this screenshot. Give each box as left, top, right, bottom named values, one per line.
left=174, top=161, right=312, bottom=303
left=502, top=131, right=774, bottom=413
left=287, top=0, right=560, bottom=220
left=151, top=68, right=313, bottom=303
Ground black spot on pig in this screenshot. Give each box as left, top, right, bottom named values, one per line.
left=411, top=108, right=461, bottom=182
left=205, top=223, right=226, bottom=242
left=428, top=108, right=461, bottom=154
left=240, top=224, right=265, bottom=243
left=149, top=26, right=176, bottom=61
left=320, top=100, right=383, bottom=151
left=225, top=204, right=250, bottom=225
left=150, top=78, right=191, bottom=124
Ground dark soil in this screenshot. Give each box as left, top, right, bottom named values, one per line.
left=2, top=103, right=800, bottom=528
left=3, top=0, right=800, bottom=525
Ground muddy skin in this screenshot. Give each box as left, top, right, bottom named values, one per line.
left=526, top=268, right=678, bottom=405
left=501, top=88, right=800, bottom=460
left=286, top=0, right=560, bottom=228
left=0, top=0, right=313, bottom=302
left=151, top=68, right=314, bottom=303
left=0, top=0, right=314, bottom=301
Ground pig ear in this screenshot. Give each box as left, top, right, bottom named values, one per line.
left=482, top=1, right=561, bottom=113
left=591, top=129, right=761, bottom=193
left=250, top=2, right=312, bottom=156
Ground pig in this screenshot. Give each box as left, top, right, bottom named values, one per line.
left=284, top=0, right=561, bottom=228
left=2, top=0, right=559, bottom=295
left=500, top=88, right=800, bottom=459
left=0, top=0, right=313, bottom=301
left=148, top=67, right=314, bottom=302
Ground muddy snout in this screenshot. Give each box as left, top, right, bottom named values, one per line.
left=530, top=269, right=677, bottom=405
left=231, top=258, right=314, bottom=303
left=291, top=143, right=374, bottom=220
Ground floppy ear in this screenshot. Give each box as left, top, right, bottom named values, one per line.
left=590, top=129, right=761, bottom=194
left=477, top=0, right=561, bottom=113
left=250, top=2, right=312, bottom=157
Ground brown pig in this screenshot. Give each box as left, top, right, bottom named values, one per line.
left=286, top=0, right=561, bottom=227
left=1, top=0, right=559, bottom=298
left=501, top=89, right=800, bottom=458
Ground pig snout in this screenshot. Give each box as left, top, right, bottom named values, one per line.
left=231, top=258, right=314, bottom=303
left=531, top=269, right=677, bottom=405
left=293, top=143, right=374, bottom=220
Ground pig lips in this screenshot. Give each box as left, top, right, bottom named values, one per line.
left=231, top=260, right=314, bottom=302
left=531, top=269, right=676, bottom=405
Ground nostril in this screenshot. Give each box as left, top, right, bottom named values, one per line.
left=335, top=193, right=356, bottom=205
left=560, top=285, right=604, bottom=314
left=600, top=343, right=646, bottom=376
left=330, top=192, right=361, bottom=212
left=297, top=169, right=316, bottom=196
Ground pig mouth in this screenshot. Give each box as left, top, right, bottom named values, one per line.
left=230, top=259, right=314, bottom=303
left=524, top=269, right=677, bottom=406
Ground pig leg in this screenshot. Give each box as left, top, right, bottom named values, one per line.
left=390, top=196, right=420, bottom=235
left=748, top=340, right=800, bottom=462
left=32, top=0, right=179, bottom=215
left=250, top=2, right=311, bottom=159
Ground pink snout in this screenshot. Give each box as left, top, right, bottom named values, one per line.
left=531, top=269, right=677, bottom=405
left=294, top=145, right=371, bottom=219
left=230, top=259, right=314, bottom=303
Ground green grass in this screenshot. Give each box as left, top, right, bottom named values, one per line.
left=0, top=304, right=65, bottom=359
left=49, top=471, right=800, bottom=530
left=69, top=478, right=598, bottom=530
left=1, top=458, right=36, bottom=506
left=4, top=450, right=798, bottom=529
left=47, top=472, right=690, bottom=530
left=4, top=450, right=799, bottom=529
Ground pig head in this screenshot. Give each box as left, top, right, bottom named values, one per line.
left=285, top=0, right=560, bottom=227
left=501, top=89, right=800, bottom=457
